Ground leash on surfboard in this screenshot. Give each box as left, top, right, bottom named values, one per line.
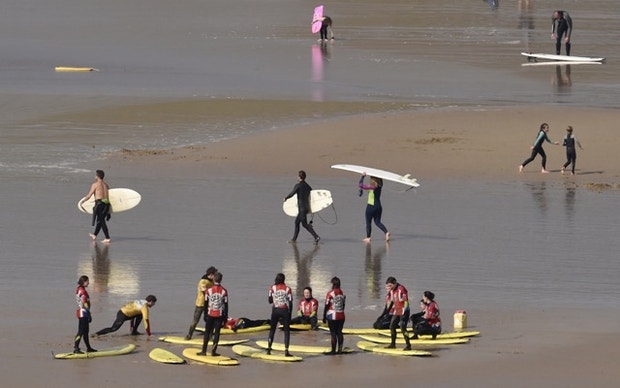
left=312, top=204, right=338, bottom=225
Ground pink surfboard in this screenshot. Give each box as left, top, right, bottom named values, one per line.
left=312, top=5, right=324, bottom=34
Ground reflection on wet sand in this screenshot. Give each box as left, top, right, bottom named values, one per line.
left=282, top=243, right=327, bottom=298
left=311, top=42, right=332, bottom=102
left=364, top=243, right=387, bottom=299
left=77, top=242, right=140, bottom=302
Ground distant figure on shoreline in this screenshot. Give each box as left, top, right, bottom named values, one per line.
left=519, top=123, right=560, bottom=174
left=79, top=170, right=111, bottom=243
left=551, top=10, right=572, bottom=56
left=318, top=16, right=334, bottom=42
left=561, top=126, right=584, bottom=175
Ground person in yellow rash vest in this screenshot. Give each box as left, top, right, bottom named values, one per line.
left=185, top=266, right=218, bottom=340
left=95, top=295, right=157, bottom=336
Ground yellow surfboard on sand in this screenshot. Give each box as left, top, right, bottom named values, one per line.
left=158, top=336, right=248, bottom=347
left=182, top=348, right=239, bottom=366
left=255, top=340, right=354, bottom=354
left=357, top=341, right=432, bottom=357
left=196, top=325, right=270, bottom=335
left=232, top=344, right=302, bottom=362
left=54, top=344, right=136, bottom=359
left=55, top=66, right=99, bottom=72
left=149, top=348, right=185, bottom=364
left=359, top=334, right=470, bottom=345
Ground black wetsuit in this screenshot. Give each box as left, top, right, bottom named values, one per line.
left=562, top=134, right=578, bottom=174
left=285, top=180, right=319, bottom=242
left=320, top=16, right=332, bottom=40
left=552, top=11, right=572, bottom=56
left=92, top=199, right=110, bottom=239
left=522, top=130, right=553, bottom=170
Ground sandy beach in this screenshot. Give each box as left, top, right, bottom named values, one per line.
left=2, top=0, right=620, bottom=386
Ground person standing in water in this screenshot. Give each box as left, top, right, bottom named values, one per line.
left=359, top=173, right=390, bottom=243
left=79, top=170, right=111, bottom=243
left=561, top=126, right=583, bottom=175
left=519, top=123, right=560, bottom=174
left=73, top=275, right=97, bottom=354
left=284, top=170, right=320, bottom=244
left=319, top=16, right=334, bottom=42
left=551, top=10, right=572, bottom=56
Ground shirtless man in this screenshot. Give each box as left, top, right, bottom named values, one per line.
left=80, top=170, right=111, bottom=243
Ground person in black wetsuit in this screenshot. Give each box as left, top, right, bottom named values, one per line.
left=551, top=10, right=573, bottom=56
left=284, top=170, right=320, bottom=244
left=561, top=126, right=583, bottom=175
left=319, top=16, right=334, bottom=42
left=359, top=173, right=390, bottom=243
left=519, top=123, right=560, bottom=174
left=79, top=170, right=111, bottom=243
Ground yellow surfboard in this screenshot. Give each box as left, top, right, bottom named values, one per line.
left=359, top=334, right=470, bottom=345
left=182, top=348, right=239, bottom=366
left=196, top=325, right=270, bottom=335
left=158, top=336, right=248, bottom=347
left=55, top=66, right=99, bottom=72
left=357, top=341, right=431, bottom=357
left=232, top=344, right=302, bottom=362
left=376, top=330, right=481, bottom=339
left=54, top=344, right=136, bottom=359
left=149, top=348, right=185, bottom=364
left=255, top=340, right=354, bottom=354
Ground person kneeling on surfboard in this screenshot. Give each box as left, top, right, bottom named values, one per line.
left=284, top=170, right=321, bottom=245
left=95, top=295, right=157, bottom=337
left=290, top=287, right=319, bottom=330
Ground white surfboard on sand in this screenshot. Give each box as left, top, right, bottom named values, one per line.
left=521, top=52, right=606, bottom=63
left=78, top=188, right=142, bottom=214
left=283, top=189, right=333, bottom=217
left=331, top=164, right=420, bottom=188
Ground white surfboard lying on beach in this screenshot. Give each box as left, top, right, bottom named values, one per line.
left=521, top=61, right=603, bottom=67
left=283, top=189, right=333, bottom=217
left=331, top=164, right=420, bottom=188
left=521, top=52, right=606, bottom=63
left=77, top=188, right=142, bottom=214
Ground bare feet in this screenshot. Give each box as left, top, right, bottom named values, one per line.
left=541, top=169, right=550, bottom=174
left=385, top=232, right=391, bottom=242
left=561, top=167, right=565, bottom=175
left=89, top=233, right=96, bottom=240
left=102, top=239, right=111, bottom=244
left=362, top=237, right=371, bottom=243
left=518, top=165, right=523, bottom=173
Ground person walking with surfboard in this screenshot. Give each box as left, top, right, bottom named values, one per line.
left=551, top=10, right=572, bottom=56
left=79, top=169, right=111, bottom=243
left=359, top=173, right=390, bottom=243
left=284, top=170, right=320, bottom=244
left=519, top=123, right=560, bottom=174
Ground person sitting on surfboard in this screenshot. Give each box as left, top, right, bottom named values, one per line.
left=551, top=10, right=572, bottom=56
left=95, top=295, right=157, bottom=337
left=290, top=287, right=319, bottom=329
left=411, top=291, right=441, bottom=339
left=284, top=170, right=320, bottom=244
left=79, top=169, right=111, bottom=244
left=359, top=173, right=390, bottom=243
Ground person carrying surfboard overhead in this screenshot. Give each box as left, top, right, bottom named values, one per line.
left=284, top=170, right=321, bottom=244
left=551, top=10, right=572, bottom=56
left=79, top=169, right=111, bottom=244
left=359, top=173, right=390, bottom=243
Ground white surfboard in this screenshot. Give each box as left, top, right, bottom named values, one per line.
left=521, top=52, right=606, bottom=63
left=282, top=189, right=333, bottom=217
left=78, top=188, right=142, bottom=214
left=521, top=61, right=603, bottom=67
left=331, top=164, right=420, bottom=188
